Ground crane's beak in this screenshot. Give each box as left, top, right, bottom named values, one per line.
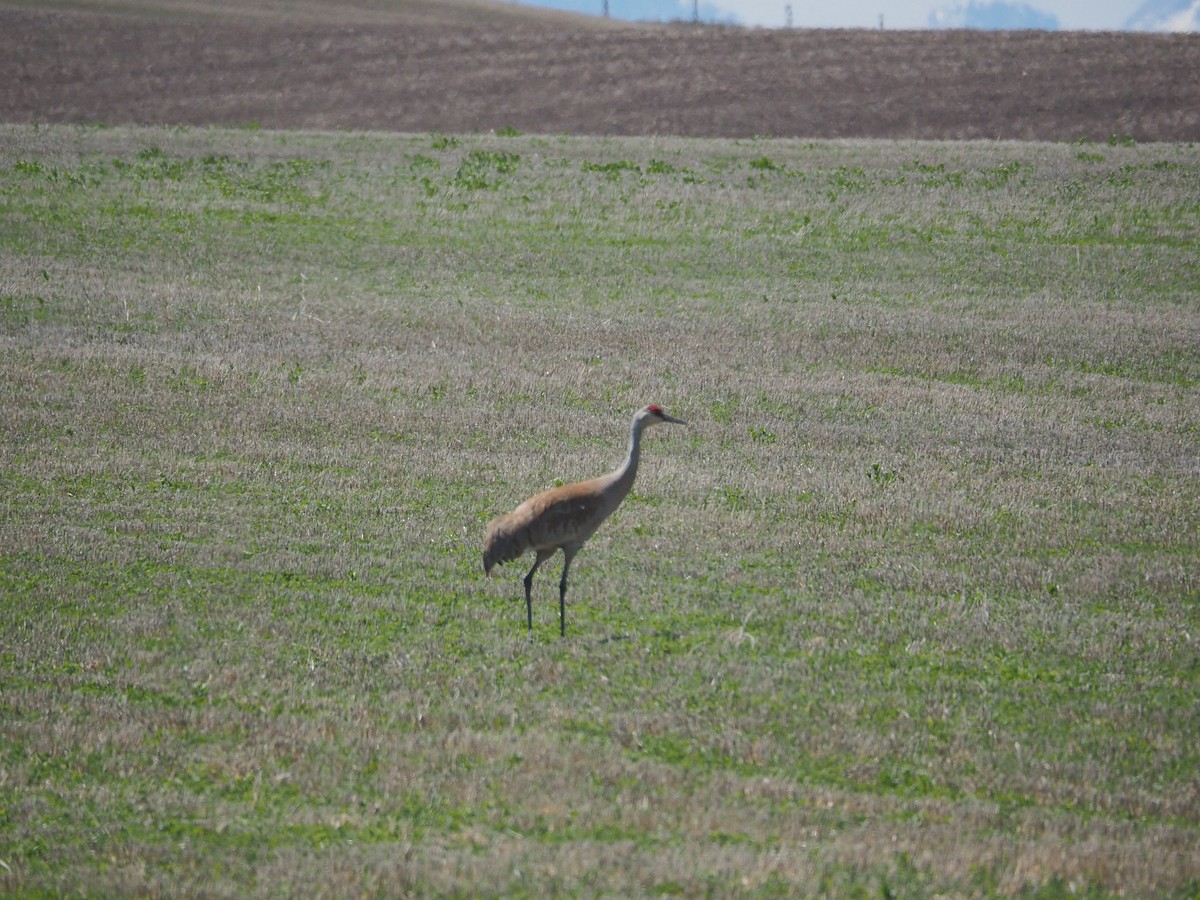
left=662, top=412, right=687, bottom=425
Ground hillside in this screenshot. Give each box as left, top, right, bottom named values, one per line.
left=2, top=0, right=1199, bottom=141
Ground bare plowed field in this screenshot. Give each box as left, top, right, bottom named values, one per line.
left=3, top=0, right=1199, bottom=140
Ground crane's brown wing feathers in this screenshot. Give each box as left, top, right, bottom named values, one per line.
left=483, top=477, right=614, bottom=574
left=521, top=481, right=609, bottom=550
left=483, top=512, right=526, bottom=574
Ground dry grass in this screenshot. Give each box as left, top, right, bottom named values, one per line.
left=1, top=124, right=1198, bottom=897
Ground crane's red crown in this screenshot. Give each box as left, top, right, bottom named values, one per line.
left=647, top=404, right=664, bottom=415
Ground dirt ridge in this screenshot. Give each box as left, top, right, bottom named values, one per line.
left=3, top=3, right=1198, bottom=140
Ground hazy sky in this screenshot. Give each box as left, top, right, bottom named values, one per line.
left=520, top=0, right=1149, bottom=30
left=710, top=0, right=1140, bottom=29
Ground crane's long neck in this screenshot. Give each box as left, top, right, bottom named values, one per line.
left=607, top=414, right=647, bottom=500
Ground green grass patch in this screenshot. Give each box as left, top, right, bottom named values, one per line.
left=0, top=124, right=1197, bottom=897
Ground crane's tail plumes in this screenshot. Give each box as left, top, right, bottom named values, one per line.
left=483, top=514, right=526, bottom=576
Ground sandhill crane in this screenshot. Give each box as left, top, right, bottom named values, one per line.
left=483, top=404, right=686, bottom=637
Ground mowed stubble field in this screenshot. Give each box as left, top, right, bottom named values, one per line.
left=1, top=123, right=1198, bottom=896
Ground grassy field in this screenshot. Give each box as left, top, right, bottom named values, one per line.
left=1, top=124, right=1197, bottom=896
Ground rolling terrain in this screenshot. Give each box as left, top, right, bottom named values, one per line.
left=2, top=0, right=1198, bottom=895
left=2, top=0, right=1199, bottom=140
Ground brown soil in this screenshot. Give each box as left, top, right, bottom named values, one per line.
left=3, top=0, right=1199, bottom=140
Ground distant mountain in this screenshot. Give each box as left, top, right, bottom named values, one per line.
left=929, top=0, right=1059, bottom=29
left=1125, top=0, right=1200, bottom=31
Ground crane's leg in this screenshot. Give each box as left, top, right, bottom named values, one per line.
left=522, top=563, right=537, bottom=635
left=558, top=547, right=578, bottom=638
left=523, top=549, right=555, bottom=636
